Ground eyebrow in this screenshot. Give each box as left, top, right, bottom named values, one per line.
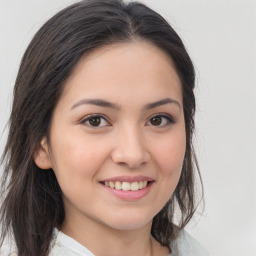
left=71, top=97, right=181, bottom=111
left=71, top=99, right=120, bottom=110
left=144, top=98, right=181, bottom=110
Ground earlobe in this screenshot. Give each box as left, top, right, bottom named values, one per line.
left=34, top=137, right=53, bottom=170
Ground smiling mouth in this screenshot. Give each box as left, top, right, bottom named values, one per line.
left=101, top=181, right=151, bottom=191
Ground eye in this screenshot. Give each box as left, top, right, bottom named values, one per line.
left=81, top=115, right=110, bottom=128
left=147, top=114, right=174, bottom=127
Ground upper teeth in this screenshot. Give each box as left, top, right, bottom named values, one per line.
left=104, top=181, right=148, bottom=191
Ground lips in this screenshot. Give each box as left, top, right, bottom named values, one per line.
left=100, top=175, right=154, bottom=199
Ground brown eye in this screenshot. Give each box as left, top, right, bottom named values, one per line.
left=88, top=117, right=101, bottom=127
left=148, top=115, right=174, bottom=127
left=150, top=116, right=162, bottom=126
left=82, top=115, right=109, bottom=128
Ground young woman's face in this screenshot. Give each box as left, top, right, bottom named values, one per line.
left=38, top=41, right=186, bottom=232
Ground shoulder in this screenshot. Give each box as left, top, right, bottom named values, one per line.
left=49, top=228, right=94, bottom=256
left=0, top=239, right=18, bottom=256
left=169, top=229, right=209, bottom=256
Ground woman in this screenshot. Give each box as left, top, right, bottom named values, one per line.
left=0, top=0, right=207, bottom=255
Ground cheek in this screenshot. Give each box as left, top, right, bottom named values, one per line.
left=148, top=133, right=186, bottom=215
left=154, top=134, right=186, bottom=175
left=49, top=135, right=107, bottom=205
left=49, top=133, right=108, bottom=184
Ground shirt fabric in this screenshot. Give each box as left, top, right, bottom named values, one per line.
left=0, top=228, right=209, bottom=256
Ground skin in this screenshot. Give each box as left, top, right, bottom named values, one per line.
left=34, top=41, right=186, bottom=256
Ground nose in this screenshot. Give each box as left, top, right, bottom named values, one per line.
left=111, top=126, right=150, bottom=169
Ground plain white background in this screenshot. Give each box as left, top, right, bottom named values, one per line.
left=0, top=0, right=255, bottom=255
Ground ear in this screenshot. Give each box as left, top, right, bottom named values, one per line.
left=34, top=137, right=53, bottom=169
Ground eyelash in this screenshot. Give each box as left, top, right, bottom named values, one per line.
left=80, top=114, right=110, bottom=128
left=80, top=113, right=175, bottom=128
left=147, top=114, right=175, bottom=127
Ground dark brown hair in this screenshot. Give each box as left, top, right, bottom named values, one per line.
left=0, top=0, right=203, bottom=255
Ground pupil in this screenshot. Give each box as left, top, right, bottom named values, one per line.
left=89, top=117, right=101, bottom=126
left=151, top=116, right=161, bottom=126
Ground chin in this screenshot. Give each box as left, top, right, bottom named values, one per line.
left=103, top=212, right=153, bottom=231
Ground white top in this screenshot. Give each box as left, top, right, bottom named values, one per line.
left=0, top=228, right=209, bottom=256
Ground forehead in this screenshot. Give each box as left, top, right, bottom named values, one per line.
left=59, top=41, right=182, bottom=107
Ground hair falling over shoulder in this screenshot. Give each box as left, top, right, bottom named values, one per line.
left=0, top=0, right=203, bottom=255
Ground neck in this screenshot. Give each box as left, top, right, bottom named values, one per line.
left=61, top=214, right=169, bottom=256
